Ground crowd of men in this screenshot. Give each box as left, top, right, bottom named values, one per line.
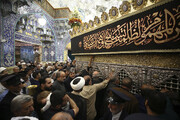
left=0, top=60, right=179, bottom=120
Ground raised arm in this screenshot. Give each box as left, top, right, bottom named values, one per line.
left=66, top=94, right=79, bottom=116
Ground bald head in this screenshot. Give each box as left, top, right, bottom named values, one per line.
left=51, top=112, right=73, bottom=120
left=92, top=71, right=100, bottom=78
left=141, top=84, right=155, bottom=90
left=141, top=84, right=155, bottom=98
left=84, top=75, right=92, bottom=85
left=122, top=77, right=132, bottom=90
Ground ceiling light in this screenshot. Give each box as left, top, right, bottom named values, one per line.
left=38, top=17, right=46, bottom=26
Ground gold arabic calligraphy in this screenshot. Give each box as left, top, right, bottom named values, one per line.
left=83, top=7, right=180, bottom=50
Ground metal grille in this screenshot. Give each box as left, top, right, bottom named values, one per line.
left=156, top=75, right=180, bottom=93
left=118, top=69, right=140, bottom=94
left=119, top=69, right=129, bottom=81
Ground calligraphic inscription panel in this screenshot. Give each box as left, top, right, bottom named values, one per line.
left=71, top=0, right=180, bottom=55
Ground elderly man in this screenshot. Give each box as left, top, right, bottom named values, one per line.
left=11, top=94, right=34, bottom=117
left=51, top=112, right=73, bottom=120
left=0, top=74, right=24, bottom=120
left=100, top=87, right=130, bottom=120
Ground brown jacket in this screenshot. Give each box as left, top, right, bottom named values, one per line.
left=79, top=79, right=109, bottom=120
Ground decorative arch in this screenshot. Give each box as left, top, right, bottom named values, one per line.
left=13, top=12, right=57, bottom=63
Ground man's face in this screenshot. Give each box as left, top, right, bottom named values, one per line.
left=17, top=99, right=34, bottom=116
left=8, top=83, right=24, bottom=93
left=108, top=103, right=122, bottom=114
left=13, top=67, right=20, bottom=73
left=69, top=72, right=75, bottom=79
left=58, top=72, right=66, bottom=82
left=37, top=73, right=41, bottom=79
left=44, top=78, right=52, bottom=91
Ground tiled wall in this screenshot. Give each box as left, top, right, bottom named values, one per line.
left=2, top=14, right=19, bottom=66
left=0, top=2, right=57, bottom=67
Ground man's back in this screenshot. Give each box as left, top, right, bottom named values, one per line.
left=68, top=92, right=87, bottom=120
left=79, top=79, right=109, bottom=120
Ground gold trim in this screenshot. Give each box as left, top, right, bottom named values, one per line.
left=69, top=31, right=73, bottom=36
left=94, top=16, right=101, bottom=26
left=71, top=0, right=174, bottom=38
left=119, top=1, right=131, bottom=15
left=88, top=20, right=94, bottom=28
left=109, top=6, right=119, bottom=19
left=54, top=7, right=71, bottom=12
left=77, top=27, right=81, bottom=34
left=73, top=26, right=79, bottom=33
left=72, top=29, right=76, bottom=35
left=101, top=12, right=109, bottom=23
left=72, top=49, right=180, bottom=55
left=132, top=0, right=148, bottom=10
left=80, top=24, right=84, bottom=33
left=84, top=22, right=89, bottom=30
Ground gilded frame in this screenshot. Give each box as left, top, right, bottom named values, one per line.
left=109, top=6, right=119, bottom=19
left=84, top=22, right=89, bottom=30
left=132, top=0, right=148, bottom=10
left=101, top=12, right=109, bottom=23
left=88, top=20, right=94, bottom=28
left=94, top=16, right=101, bottom=26
left=119, top=1, right=131, bottom=15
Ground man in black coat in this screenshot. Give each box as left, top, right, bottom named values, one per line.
left=68, top=76, right=87, bottom=120
left=100, top=87, right=130, bottom=120
left=64, top=67, right=76, bottom=92
left=0, top=74, right=24, bottom=120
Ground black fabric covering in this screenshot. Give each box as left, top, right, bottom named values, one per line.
left=71, top=0, right=180, bottom=54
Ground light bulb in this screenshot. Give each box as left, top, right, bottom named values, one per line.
left=38, top=18, right=46, bottom=26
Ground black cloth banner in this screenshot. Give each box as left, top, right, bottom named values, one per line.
left=71, top=0, right=180, bottom=55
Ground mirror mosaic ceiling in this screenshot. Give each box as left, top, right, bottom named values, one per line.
left=48, top=0, right=124, bottom=22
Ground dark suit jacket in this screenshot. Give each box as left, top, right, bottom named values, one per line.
left=0, top=91, right=17, bottom=120
left=113, top=87, right=139, bottom=114
left=64, top=76, right=73, bottom=92
left=52, top=80, right=66, bottom=92
left=100, top=109, right=128, bottom=120
left=68, top=92, right=87, bottom=120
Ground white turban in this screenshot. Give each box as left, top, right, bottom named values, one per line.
left=70, top=77, right=85, bottom=91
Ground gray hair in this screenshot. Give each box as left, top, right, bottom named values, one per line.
left=11, top=94, right=33, bottom=113
left=51, top=112, right=73, bottom=120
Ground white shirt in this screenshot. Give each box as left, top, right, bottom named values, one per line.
left=112, top=111, right=122, bottom=120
